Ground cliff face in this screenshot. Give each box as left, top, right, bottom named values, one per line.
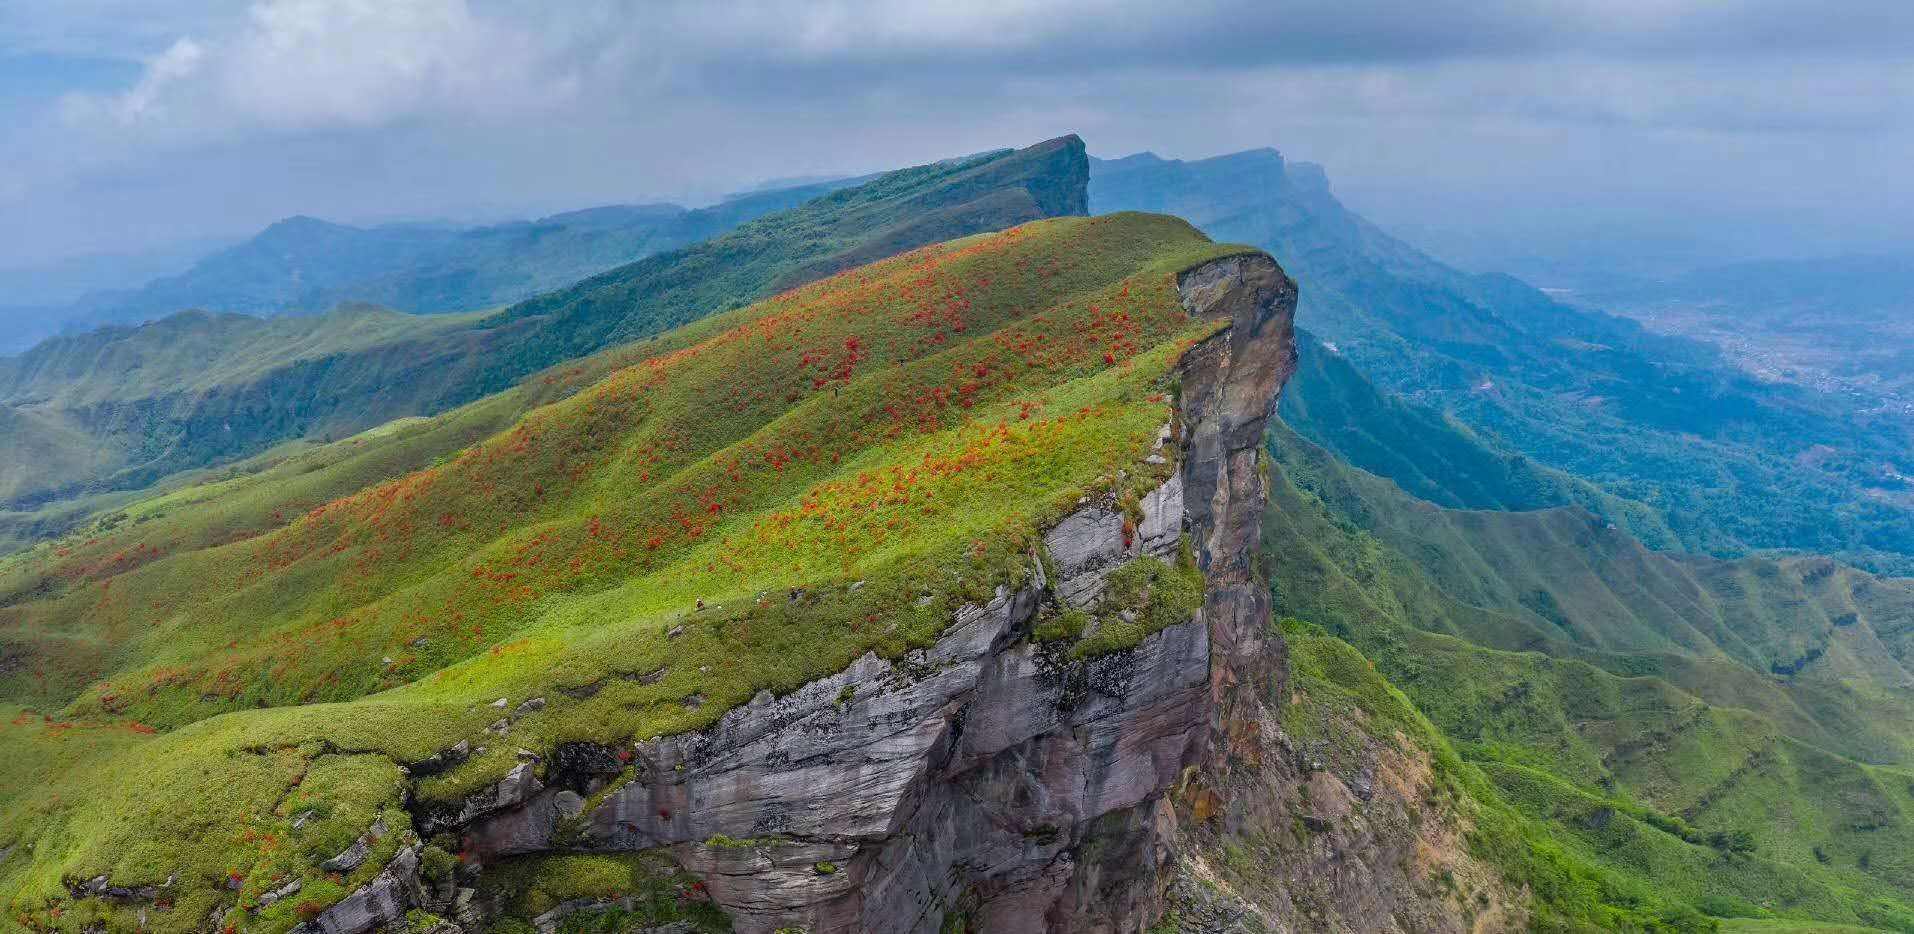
left=1158, top=618, right=1529, bottom=934
left=1172, top=255, right=1297, bottom=779
left=299, top=251, right=1298, bottom=934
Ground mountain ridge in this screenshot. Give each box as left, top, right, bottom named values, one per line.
left=0, top=136, right=1091, bottom=552
left=22, top=184, right=859, bottom=342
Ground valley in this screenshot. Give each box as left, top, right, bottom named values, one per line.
left=1583, top=258, right=1914, bottom=420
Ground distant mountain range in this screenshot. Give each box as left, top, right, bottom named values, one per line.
left=1090, top=148, right=1914, bottom=575
left=8, top=144, right=1908, bottom=575
left=0, top=137, right=1084, bottom=549
left=0, top=181, right=866, bottom=354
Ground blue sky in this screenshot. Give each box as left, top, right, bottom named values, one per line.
left=1, top=0, right=1910, bottom=272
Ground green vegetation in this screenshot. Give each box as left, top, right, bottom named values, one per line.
left=0, top=136, right=1088, bottom=551
left=1279, top=330, right=1679, bottom=548
left=1097, top=150, right=1914, bottom=925
left=8, top=139, right=1903, bottom=932
left=1263, top=418, right=1914, bottom=931
left=1060, top=552, right=1203, bottom=658
left=475, top=852, right=730, bottom=931
left=1280, top=621, right=1718, bottom=932
left=0, top=212, right=1246, bottom=930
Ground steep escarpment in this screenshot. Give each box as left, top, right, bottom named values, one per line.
left=1160, top=621, right=1531, bottom=934
left=0, top=213, right=1288, bottom=933
left=288, top=249, right=1298, bottom=934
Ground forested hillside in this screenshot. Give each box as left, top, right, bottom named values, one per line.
left=3, top=136, right=1910, bottom=934
left=1265, top=414, right=1914, bottom=930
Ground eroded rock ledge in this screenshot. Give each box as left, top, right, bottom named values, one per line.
left=313, top=250, right=1297, bottom=934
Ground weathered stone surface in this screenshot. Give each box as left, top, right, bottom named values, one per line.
left=1045, top=506, right=1129, bottom=608
left=319, top=838, right=372, bottom=875
left=1175, top=252, right=1297, bottom=775
left=1164, top=700, right=1527, bottom=933
left=423, top=762, right=542, bottom=834
left=292, top=846, right=422, bottom=934
left=319, top=819, right=384, bottom=873
left=1044, top=470, right=1184, bottom=611
left=256, top=878, right=301, bottom=908
left=1137, top=471, right=1185, bottom=559
left=1305, top=770, right=1357, bottom=824
left=408, top=740, right=471, bottom=778
left=454, top=529, right=1212, bottom=932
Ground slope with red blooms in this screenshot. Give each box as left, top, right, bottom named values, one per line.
left=0, top=212, right=1258, bottom=933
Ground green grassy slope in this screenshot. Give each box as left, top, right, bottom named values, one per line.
left=0, top=212, right=1243, bottom=932
left=1280, top=327, right=1680, bottom=548
left=1267, top=620, right=1721, bottom=932
left=0, top=306, right=480, bottom=411
left=1263, top=419, right=1914, bottom=930
left=1091, top=150, right=1914, bottom=575
left=0, top=138, right=1086, bottom=546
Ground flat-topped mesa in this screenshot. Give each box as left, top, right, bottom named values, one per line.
left=348, top=251, right=1295, bottom=934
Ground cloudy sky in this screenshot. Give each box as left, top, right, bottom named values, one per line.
left=1, top=0, right=1910, bottom=276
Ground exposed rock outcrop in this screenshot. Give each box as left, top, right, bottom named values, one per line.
left=315, top=249, right=1297, bottom=934
left=1160, top=687, right=1526, bottom=933
left=457, top=487, right=1207, bottom=933
left=292, top=847, right=424, bottom=934
left=1173, top=253, right=1298, bottom=778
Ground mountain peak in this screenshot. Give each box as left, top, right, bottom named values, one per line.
left=1287, top=160, right=1331, bottom=193
left=258, top=214, right=352, bottom=237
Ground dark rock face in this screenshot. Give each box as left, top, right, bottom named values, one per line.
left=458, top=490, right=1206, bottom=934
left=326, top=249, right=1296, bottom=934
left=292, top=846, right=424, bottom=934
left=1174, top=254, right=1298, bottom=779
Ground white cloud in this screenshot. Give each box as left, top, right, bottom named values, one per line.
left=215, top=0, right=566, bottom=128
left=1, top=0, right=1910, bottom=266
left=61, top=36, right=205, bottom=126
left=54, top=0, right=573, bottom=142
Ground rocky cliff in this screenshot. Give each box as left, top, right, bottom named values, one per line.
left=287, top=252, right=1298, bottom=934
